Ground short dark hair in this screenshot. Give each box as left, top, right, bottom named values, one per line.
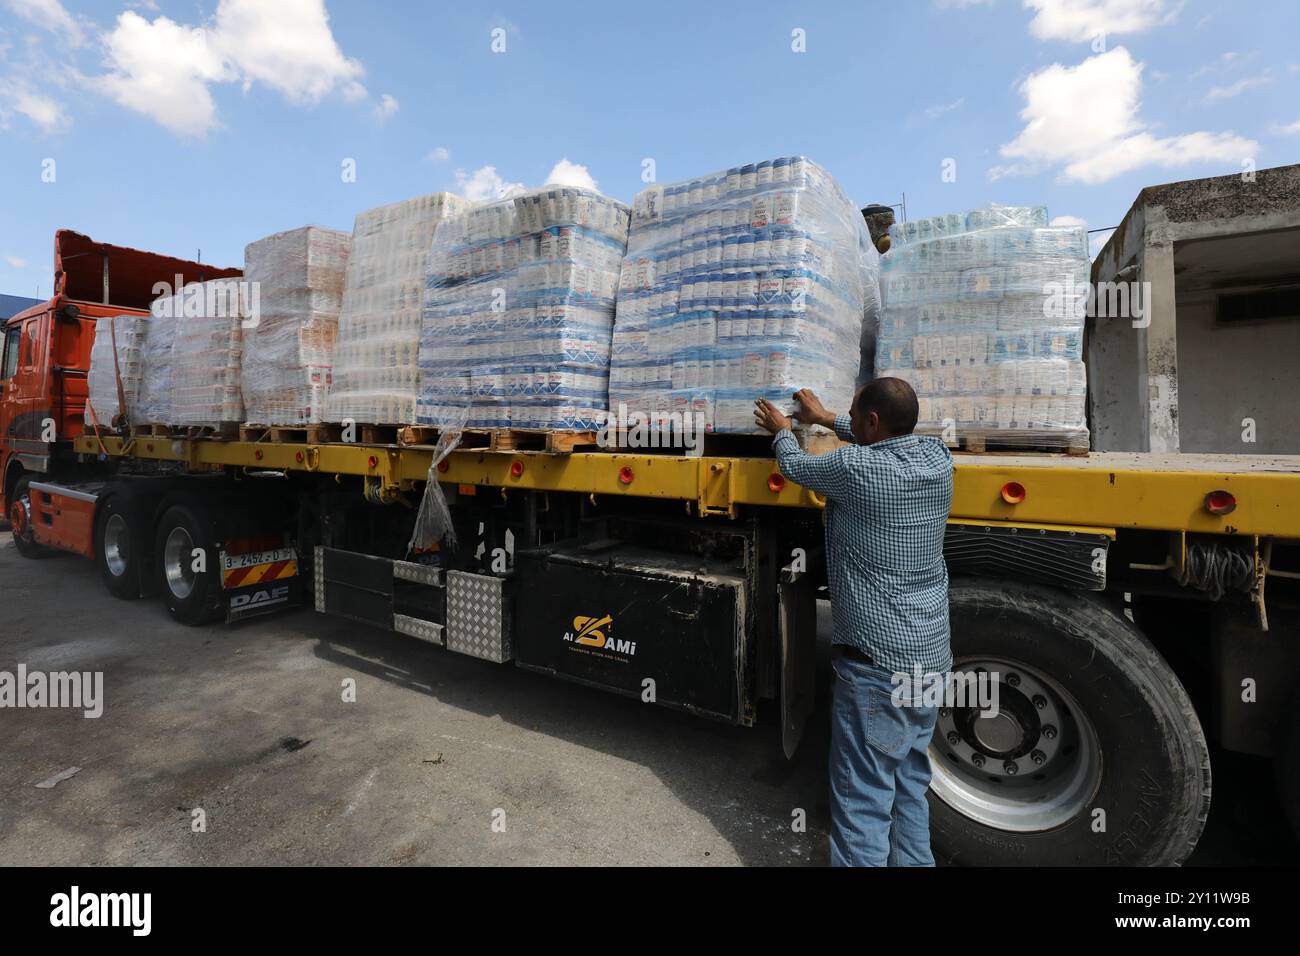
left=854, top=377, right=919, bottom=435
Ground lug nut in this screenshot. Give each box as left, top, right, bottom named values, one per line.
left=1042, top=724, right=1058, bottom=740
left=1033, top=694, right=1047, bottom=710
left=939, top=708, right=951, bottom=718
left=1031, top=750, right=1046, bottom=765
left=971, top=754, right=985, bottom=768
left=1003, top=761, right=1019, bottom=775
left=1007, top=673, right=1020, bottom=688
left=947, top=732, right=960, bottom=745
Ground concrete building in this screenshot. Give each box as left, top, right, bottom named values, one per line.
left=1089, top=164, right=1300, bottom=454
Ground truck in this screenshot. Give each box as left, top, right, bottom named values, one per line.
left=4, top=221, right=1299, bottom=868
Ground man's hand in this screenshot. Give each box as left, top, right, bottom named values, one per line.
left=791, top=388, right=836, bottom=429
left=753, top=398, right=792, bottom=435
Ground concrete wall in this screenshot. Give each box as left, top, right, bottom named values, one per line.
left=1173, top=293, right=1300, bottom=455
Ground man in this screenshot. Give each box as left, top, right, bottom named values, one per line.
left=754, top=379, right=954, bottom=867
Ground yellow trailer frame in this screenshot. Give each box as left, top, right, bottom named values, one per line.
left=75, top=435, right=1300, bottom=540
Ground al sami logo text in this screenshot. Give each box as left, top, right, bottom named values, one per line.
left=564, top=614, right=637, bottom=656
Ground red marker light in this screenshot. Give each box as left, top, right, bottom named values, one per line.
left=1000, top=481, right=1026, bottom=504
left=437, top=460, right=450, bottom=473
left=767, top=472, right=785, bottom=493
left=1205, top=490, right=1236, bottom=515
left=510, top=460, right=524, bottom=478
left=367, top=455, right=378, bottom=470
left=618, top=466, right=634, bottom=484
left=295, top=451, right=304, bottom=464
left=254, top=449, right=264, bottom=461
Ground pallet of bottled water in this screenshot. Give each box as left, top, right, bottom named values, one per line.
left=608, top=156, right=879, bottom=438
left=328, top=192, right=470, bottom=425
left=87, top=314, right=147, bottom=427
left=875, top=205, right=1091, bottom=453
left=417, top=186, right=631, bottom=432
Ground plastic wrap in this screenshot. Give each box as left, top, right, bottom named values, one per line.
left=135, top=296, right=179, bottom=426
left=417, top=186, right=630, bottom=430
left=327, top=192, right=470, bottom=424
left=241, top=226, right=351, bottom=425
left=157, top=279, right=247, bottom=427
left=86, top=314, right=147, bottom=427
left=608, top=156, right=879, bottom=436
left=876, top=204, right=1090, bottom=448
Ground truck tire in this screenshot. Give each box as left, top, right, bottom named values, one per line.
left=1275, top=684, right=1300, bottom=844
left=153, top=501, right=222, bottom=626
left=93, top=488, right=148, bottom=599
left=928, top=579, right=1211, bottom=866
left=9, top=475, right=51, bottom=559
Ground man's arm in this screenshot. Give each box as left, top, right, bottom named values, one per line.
left=791, top=388, right=856, bottom=444
left=772, top=428, right=858, bottom=499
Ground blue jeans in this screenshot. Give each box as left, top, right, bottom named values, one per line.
left=829, top=651, right=940, bottom=867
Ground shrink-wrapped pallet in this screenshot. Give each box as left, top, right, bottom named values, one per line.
left=608, top=156, right=878, bottom=435
left=146, top=279, right=247, bottom=427
left=417, top=186, right=631, bottom=430
left=242, top=226, right=351, bottom=425
left=876, top=205, right=1090, bottom=449
left=86, top=314, right=146, bottom=426
left=328, top=192, right=469, bottom=424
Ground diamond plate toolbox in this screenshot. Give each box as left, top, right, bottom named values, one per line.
left=445, top=571, right=512, bottom=663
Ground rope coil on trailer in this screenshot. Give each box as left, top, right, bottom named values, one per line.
left=1178, top=540, right=1254, bottom=600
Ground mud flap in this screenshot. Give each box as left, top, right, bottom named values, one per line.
left=779, top=560, right=818, bottom=759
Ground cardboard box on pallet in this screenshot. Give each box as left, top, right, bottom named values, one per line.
left=241, top=225, right=351, bottom=426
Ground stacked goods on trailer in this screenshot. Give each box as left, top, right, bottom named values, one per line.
left=86, top=315, right=147, bottom=427
left=418, top=187, right=631, bottom=431
left=138, top=279, right=247, bottom=428
left=241, top=226, right=351, bottom=426
left=135, top=295, right=179, bottom=427
left=171, top=279, right=248, bottom=427
left=876, top=206, right=1090, bottom=449
left=327, top=192, right=470, bottom=425
left=608, top=156, right=879, bottom=436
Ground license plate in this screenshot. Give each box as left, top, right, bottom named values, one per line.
left=221, top=548, right=295, bottom=571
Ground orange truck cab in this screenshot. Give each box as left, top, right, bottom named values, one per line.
left=0, top=230, right=239, bottom=546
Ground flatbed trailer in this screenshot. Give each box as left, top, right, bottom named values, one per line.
left=8, top=431, right=1292, bottom=866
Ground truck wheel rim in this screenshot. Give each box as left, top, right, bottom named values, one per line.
left=163, top=527, right=196, bottom=599
left=103, top=514, right=129, bottom=577
left=10, top=496, right=30, bottom=540
left=928, top=656, right=1102, bottom=833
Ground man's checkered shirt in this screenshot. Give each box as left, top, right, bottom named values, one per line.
left=773, top=415, right=954, bottom=675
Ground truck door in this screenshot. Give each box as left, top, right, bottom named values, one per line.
left=1, top=313, right=53, bottom=474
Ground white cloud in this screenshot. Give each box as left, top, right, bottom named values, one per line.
left=3, top=0, right=86, bottom=46
left=99, top=12, right=231, bottom=138
left=374, top=93, right=399, bottom=120
left=1087, top=228, right=1114, bottom=260
left=5, top=255, right=28, bottom=268
left=992, top=46, right=1257, bottom=184
left=212, top=0, right=366, bottom=104
left=1203, top=74, right=1271, bottom=104
left=924, top=97, right=966, bottom=120
left=544, top=158, right=598, bottom=191
left=96, top=0, right=368, bottom=138
left=455, top=165, right=526, bottom=202
left=1273, top=119, right=1300, bottom=135
left=427, top=146, right=450, bottom=162
left=1191, top=51, right=1239, bottom=78
left=1024, top=0, right=1181, bottom=43
left=1050, top=215, right=1087, bottom=227
left=0, top=76, right=70, bottom=132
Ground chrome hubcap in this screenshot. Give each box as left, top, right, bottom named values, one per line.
left=163, top=526, right=197, bottom=599
left=103, top=514, right=129, bottom=577
left=928, top=656, right=1102, bottom=832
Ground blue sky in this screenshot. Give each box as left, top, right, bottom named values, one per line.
left=1, top=0, right=1297, bottom=298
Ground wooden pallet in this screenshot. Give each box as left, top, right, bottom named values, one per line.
left=130, top=423, right=176, bottom=438
left=239, top=423, right=342, bottom=444
left=943, top=428, right=1090, bottom=456
left=395, top=426, right=600, bottom=454
left=603, top=429, right=829, bottom=459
